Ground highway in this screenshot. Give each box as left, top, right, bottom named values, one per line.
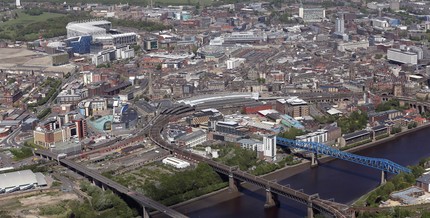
left=148, top=113, right=352, bottom=218
left=34, top=149, right=188, bottom=218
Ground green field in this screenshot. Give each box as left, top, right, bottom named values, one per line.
left=0, top=11, right=65, bottom=28
left=0, top=11, right=66, bottom=41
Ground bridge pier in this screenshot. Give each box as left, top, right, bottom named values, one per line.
left=310, top=153, right=318, bottom=168
left=380, top=171, right=387, bottom=186
left=142, top=206, right=150, bottom=218
left=264, top=189, right=279, bottom=208
left=228, top=174, right=238, bottom=192
left=307, top=201, right=314, bottom=218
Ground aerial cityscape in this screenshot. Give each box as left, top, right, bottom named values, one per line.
left=1, top=0, right=430, bottom=217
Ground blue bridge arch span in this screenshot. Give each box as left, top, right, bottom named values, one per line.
left=276, top=137, right=411, bottom=175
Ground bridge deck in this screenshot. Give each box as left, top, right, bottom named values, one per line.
left=276, top=137, right=411, bottom=175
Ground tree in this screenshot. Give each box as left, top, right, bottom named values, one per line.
left=337, top=111, right=368, bottom=134
left=279, top=127, right=305, bottom=139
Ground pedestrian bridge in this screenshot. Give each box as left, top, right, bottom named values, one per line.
left=277, top=137, right=411, bottom=175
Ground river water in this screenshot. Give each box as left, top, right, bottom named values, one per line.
left=181, top=127, right=430, bottom=218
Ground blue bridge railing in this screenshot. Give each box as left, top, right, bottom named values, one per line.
left=277, top=137, right=411, bottom=174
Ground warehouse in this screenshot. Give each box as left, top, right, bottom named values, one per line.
left=0, top=170, right=47, bottom=194
left=162, top=157, right=190, bottom=169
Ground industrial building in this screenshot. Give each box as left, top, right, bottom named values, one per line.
left=162, top=157, right=190, bottom=169
left=387, top=48, right=418, bottom=65
left=0, top=170, right=47, bottom=194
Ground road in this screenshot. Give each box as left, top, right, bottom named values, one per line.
left=1, top=126, right=22, bottom=147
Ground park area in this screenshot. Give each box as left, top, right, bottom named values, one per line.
left=0, top=10, right=66, bottom=41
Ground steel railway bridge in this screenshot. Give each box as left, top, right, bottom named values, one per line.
left=276, top=137, right=411, bottom=185
left=152, top=105, right=412, bottom=217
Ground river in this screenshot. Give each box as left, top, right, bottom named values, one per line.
left=175, top=127, right=430, bottom=218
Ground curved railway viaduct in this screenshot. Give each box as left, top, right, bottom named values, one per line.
left=150, top=109, right=354, bottom=218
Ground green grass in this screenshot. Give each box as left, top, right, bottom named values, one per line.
left=0, top=11, right=66, bottom=40
left=0, top=11, right=65, bottom=28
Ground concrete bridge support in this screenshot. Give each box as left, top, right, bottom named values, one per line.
left=142, top=207, right=150, bottom=218
left=380, top=171, right=387, bottom=186
left=310, top=153, right=318, bottom=168
left=307, top=201, right=314, bottom=218
left=228, top=174, right=238, bottom=192
left=264, top=189, right=279, bottom=208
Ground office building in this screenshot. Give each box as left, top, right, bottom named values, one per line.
left=337, top=40, right=369, bottom=52
left=65, top=35, right=92, bottom=54
left=296, top=129, right=328, bottom=144
left=387, top=48, right=418, bottom=65
left=226, top=58, right=246, bottom=70
left=275, top=97, right=309, bottom=118
left=143, top=37, right=159, bottom=51
left=238, top=138, right=262, bottom=151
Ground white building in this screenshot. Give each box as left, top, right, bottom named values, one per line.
left=16, top=0, right=21, bottom=7
left=0, top=170, right=46, bottom=194
left=238, top=138, right=263, bottom=151
left=372, top=19, right=390, bottom=30
left=162, top=157, right=190, bottom=169
left=335, top=17, right=344, bottom=34
left=299, top=4, right=325, bottom=22
left=92, top=45, right=135, bottom=66
left=226, top=58, right=246, bottom=70
left=263, top=135, right=276, bottom=161
left=296, top=129, right=328, bottom=143
left=66, top=20, right=112, bottom=38
left=387, top=48, right=418, bottom=65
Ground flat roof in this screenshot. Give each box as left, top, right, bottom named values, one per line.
left=0, top=170, right=38, bottom=190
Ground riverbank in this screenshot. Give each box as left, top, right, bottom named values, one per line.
left=159, top=123, right=430, bottom=216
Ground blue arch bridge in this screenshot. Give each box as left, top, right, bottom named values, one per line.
left=276, top=137, right=411, bottom=185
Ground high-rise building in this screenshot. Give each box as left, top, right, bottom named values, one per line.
left=16, top=0, right=21, bottom=7
left=263, top=135, right=276, bottom=161
left=335, top=15, right=345, bottom=34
